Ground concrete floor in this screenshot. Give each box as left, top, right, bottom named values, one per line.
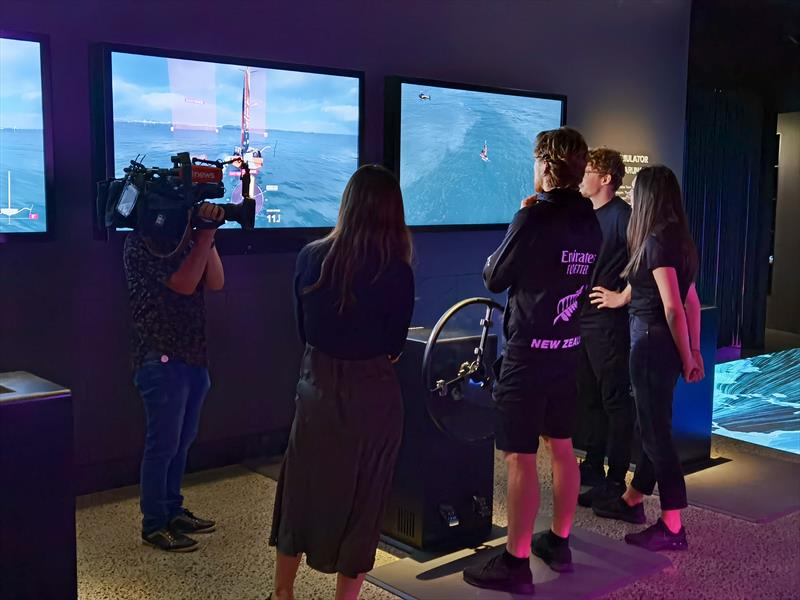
left=76, top=436, right=800, bottom=600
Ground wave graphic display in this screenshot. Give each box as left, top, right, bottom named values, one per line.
left=713, top=348, right=800, bottom=455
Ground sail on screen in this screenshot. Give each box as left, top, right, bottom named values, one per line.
left=0, top=37, right=47, bottom=234
left=398, top=82, right=563, bottom=227
left=110, top=51, right=360, bottom=229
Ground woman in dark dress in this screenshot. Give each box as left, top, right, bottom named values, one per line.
left=591, top=165, right=704, bottom=550
left=269, top=165, right=414, bottom=600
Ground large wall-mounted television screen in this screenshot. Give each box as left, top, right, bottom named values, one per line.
left=385, top=78, right=565, bottom=228
left=106, top=49, right=362, bottom=230
left=0, top=35, right=49, bottom=234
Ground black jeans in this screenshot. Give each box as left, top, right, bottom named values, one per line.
left=629, top=316, right=688, bottom=510
left=577, top=324, right=634, bottom=484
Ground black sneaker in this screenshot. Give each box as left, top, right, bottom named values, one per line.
left=169, top=509, right=216, bottom=534
left=531, top=530, right=573, bottom=573
left=463, top=551, right=535, bottom=594
left=578, top=480, right=625, bottom=508
left=592, top=496, right=646, bottom=524
left=625, top=519, right=688, bottom=551
left=142, top=528, right=198, bottom=552
left=579, top=460, right=606, bottom=487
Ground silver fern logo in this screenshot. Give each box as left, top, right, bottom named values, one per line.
left=553, top=285, right=585, bottom=325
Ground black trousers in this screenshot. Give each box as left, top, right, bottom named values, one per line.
left=576, top=323, right=634, bottom=484
left=629, top=316, right=688, bottom=510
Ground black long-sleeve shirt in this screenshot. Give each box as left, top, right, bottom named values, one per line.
left=483, top=189, right=602, bottom=352
left=294, top=240, right=415, bottom=360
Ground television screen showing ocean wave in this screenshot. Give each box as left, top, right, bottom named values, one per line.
left=110, top=51, right=360, bottom=229
left=0, top=37, right=47, bottom=234
left=399, top=83, right=563, bottom=227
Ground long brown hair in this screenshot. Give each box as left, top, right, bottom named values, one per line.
left=304, top=164, right=413, bottom=312
left=621, top=165, right=697, bottom=280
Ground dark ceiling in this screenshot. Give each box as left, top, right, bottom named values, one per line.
left=689, top=0, right=800, bottom=109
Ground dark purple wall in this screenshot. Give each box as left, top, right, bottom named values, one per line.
left=0, top=0, right=691, bottom=493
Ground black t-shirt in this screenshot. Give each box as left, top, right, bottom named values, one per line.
left=295, top=240, right=415, bottom=360
left=483, top=188, right=602, bottom=354
left=581, top=196, right=631, bottom=329
left=628, top=223, right=697, bottom=324
left=123, top=232, right=207, bottom=370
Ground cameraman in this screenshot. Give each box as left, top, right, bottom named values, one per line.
left=123, top=202, right=225, bottom=552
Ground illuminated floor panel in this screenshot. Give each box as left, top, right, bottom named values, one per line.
left=713, top=348, right=800, bottom=455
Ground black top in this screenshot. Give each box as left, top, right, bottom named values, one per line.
left=580, top=196, right=631, bottom=329
left=123, top=233, right=207, bottom=370
left=294, top=240, right=415, bottom=360
left=628, top=223, right=697, bottom=325
left=484, top=188, right=602, bottom=353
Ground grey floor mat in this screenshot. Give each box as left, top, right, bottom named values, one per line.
left=368, top=516, right=671, bottom=599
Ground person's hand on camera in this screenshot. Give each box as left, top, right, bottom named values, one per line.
left=590, top=286, right=626, bottom=309
left=197, top=202, right=224, bottom=225
left=520, top=195, right=538, bottom=210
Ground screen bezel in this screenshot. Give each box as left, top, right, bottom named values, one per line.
left=91, top=43, right=365, bottom=250
left=0, top=30, right=55, bottom=240
left=384, top=76, right=567, bottom=232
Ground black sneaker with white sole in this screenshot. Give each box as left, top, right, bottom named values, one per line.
left=169, top=509, right=216, bottom=534
left=142, top=528, right=198, bottom=552
left=592, top=496, right=647, bottom=524
left=463, top=551, right=535, bottom=594
left=531, top=530, right=573, bottom=573
left=625, top=519, right=688, bottom=551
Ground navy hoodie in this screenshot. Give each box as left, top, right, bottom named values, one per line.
left=483, top=188, right=602, bottom=354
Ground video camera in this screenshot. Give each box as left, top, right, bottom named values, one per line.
left=97, top=152, right=256, bottom=236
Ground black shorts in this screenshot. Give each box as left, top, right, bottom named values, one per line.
left=493, top=346, right=579, bottom=454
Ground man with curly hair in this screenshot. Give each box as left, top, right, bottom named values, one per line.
left=464, top=127, right=602, bottom=593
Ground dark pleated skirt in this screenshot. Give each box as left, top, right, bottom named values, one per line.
left=269, top=345, right=404, bottom=577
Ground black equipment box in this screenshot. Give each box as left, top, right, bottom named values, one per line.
left=382, top=328, right=497, bottom=551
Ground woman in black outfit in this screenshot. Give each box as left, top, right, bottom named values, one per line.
left=269, top=165, right=415, bottom=600
left=591, top=165, right=704, bottom=551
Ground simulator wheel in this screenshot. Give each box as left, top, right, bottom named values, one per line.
left=420, top=297, right=504, bottom=444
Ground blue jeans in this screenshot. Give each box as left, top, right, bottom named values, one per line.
left=134, top=354, right=210, bottom=534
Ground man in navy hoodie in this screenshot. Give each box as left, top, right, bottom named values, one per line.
left=464, top=127, right=602, bottom=594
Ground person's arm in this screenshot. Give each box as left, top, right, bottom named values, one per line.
left=589, top=282, right=631, bottom=309
left=294, top=249, right=308, bottom=346
left=385, top=263, right=415, bottom=361
left=684, top=282, right=704, bottom=380
left=483, top=207, right=530, bottom=293
left=167, top=203, right=224, bottom=295
left=203, top=244, right=224, bottom=291
left=652, top=267, right=702, bottom=383
left=167, top=231, right=213, bottom=295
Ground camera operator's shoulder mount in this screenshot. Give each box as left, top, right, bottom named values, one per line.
left=96, top=152, right=256, bottom=257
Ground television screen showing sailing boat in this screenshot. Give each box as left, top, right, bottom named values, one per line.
left=389, top=79, right=564, bottom=228
left=0, top=36, right=48, bottom=234
left=109, top=50, right=360, bottom=229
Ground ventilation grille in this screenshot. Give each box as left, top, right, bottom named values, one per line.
left=396, top=507, right=416, bottom=538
